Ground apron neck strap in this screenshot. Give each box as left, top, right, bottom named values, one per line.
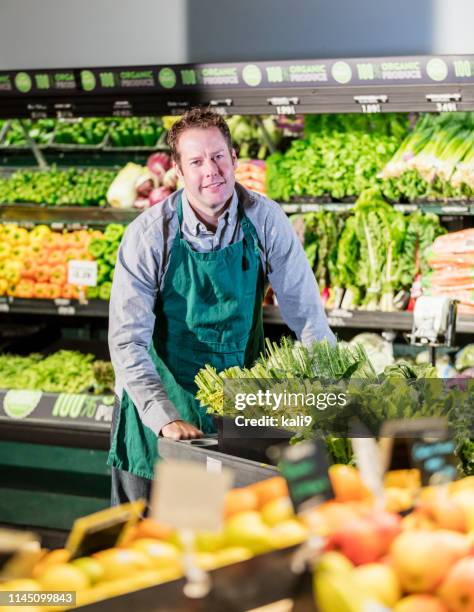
left=176, top=193, right=259, bottom=250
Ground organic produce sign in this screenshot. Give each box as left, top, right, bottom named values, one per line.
left=0, top=55, right=473, bottom=98
left=0, top=390, right=113, bottom=426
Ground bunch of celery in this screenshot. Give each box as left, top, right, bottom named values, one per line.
left=195, top=337, right=375, bottom=416
left=381, top=113, right=474, bottom=201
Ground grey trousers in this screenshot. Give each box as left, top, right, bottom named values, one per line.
left=110, top=396, right=153, bottom=507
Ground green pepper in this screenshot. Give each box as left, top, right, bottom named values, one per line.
left=97, top=262, right=112, bottom=284
left=86, top=286, right=99, bottom=299
left=105, top=247, right=118, bottom=267
left=104, top=224, right=125, bottom=243
left=143, top=126, right=156, bottom=147
left=99, top=282, right=112, bottom=301
left=88, top=238, right=107, bottom=259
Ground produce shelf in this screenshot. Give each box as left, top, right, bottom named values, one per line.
left=159, top=437, right=278, bottom=487
left=1, top=201, right=472, bottom=231
left=4, top=299, right=474, bottom=334
left=0, top=296, right=109, bottom=317
left=263, top=305, right=474, bottom=334
left=0, top=203, right=139, bottom=228
left=76, top=544, right=310, bottom=612
left=281, top=201, right=474, bottom=216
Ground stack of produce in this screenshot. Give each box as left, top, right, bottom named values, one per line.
left=226, top=115, right=282, bottom=160
left=86, top=223, right=125, bottom=301
left=2, top=119, right=56, bottom=146
left=0, top=350, right=114, bottom=394
left=0, top=223, right=101, bottom=299
left=3, top=471, right=473, bottom=610
left=266, top=113, right=409, bottom=201
left=106, top=153, right=178, bottom=209
left=299, top=210, right=346, bottom=306
left=235, top=160, right=266, bottom=195
left=196, top=336, right=474, bottom=474
left=422, top=228, right=474, bottom=314
left=53, top=118, right=112, bottom=146
left=312, top=469, right=474, bottom=612
left=107, top=117, right=164, bottom=147
left=0, top=167, right=115, bottom=206
left=294, top=190, right=445, bottom=311
left=381, top=112, right=474, bottom=201
left=0, top=477, right=304, bottom=608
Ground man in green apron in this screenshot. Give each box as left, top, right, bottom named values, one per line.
left=108, top=108, right=335, bottom=504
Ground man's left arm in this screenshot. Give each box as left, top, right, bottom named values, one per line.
left=263, top=202, right=336, bottom=346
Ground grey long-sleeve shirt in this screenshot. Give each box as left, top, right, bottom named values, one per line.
left=108, top=183, right=335, bottom=436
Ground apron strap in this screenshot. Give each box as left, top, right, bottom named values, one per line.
left=176, top=192, right=261, bottom=255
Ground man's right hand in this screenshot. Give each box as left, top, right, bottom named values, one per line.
left=161, top=420, right=203, bottom=440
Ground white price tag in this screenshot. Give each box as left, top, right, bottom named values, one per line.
left=206, top=456, right=222, bottom=474
left=67, top=260, right=97, bottom=287
left=351, top=437, right=385, bottom=502
left=151, top=460, right=233, bottom=531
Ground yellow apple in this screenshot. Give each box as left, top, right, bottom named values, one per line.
left=353, top=562, right=401, bottom=608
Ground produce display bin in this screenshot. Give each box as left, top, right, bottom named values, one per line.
left=0, top=391, right=113, bottom=533
left=158, top=437, right=279, bottom=487
left=77, top=545, right=313, bottom=612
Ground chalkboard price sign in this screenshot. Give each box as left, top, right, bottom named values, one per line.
left=380, top=418, right=458, bottom=486
left=276, top=439, right=334, bottom=513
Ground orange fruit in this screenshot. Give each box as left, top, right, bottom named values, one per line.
left=134, top=518, right=174, bottom=541
left=328, top=464, right=371, bottom=502
left=224, top=487, right=259, bottom=518
left=249, top=477, right=289, bottom=508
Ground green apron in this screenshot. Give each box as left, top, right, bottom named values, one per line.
left=108, top=193, right=265, bottom=480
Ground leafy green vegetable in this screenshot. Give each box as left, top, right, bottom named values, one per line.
left=0, top=350, right=114, bottom=394
left=267, top=114, right=408, bottom=201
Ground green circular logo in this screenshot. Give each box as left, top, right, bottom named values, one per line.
left=426, top=58, right=448, bottom=82
left=242, top=64, right=262, bottom=87
left=3, top=390, right=42, bottom=419
left=80, top=70, right=96, bottom=91
left=159, top=68, right=177, bottom=89
left=331, top=62, right=352, bottom=84
left=15, top=72, right=32, bottom=93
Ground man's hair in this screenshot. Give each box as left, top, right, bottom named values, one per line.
left=167, top=107, right=233, bottom=165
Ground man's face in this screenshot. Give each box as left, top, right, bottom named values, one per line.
left=175, top=127, right=237, bottom=213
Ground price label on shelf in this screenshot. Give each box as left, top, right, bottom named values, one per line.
left=67, top=260, right=97, bottom=287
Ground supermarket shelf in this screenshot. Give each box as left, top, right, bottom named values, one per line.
left=0, top=296, right=109, bottom=317
left=281, top=201, right=474, bottom=216
left=1, top=201, right=472, bottom=229
left=263, top=305, right=474, bottom=334
left=2, top=54, right=474, bottom=118
left=0, top=203, right=139, bottom=228
left=4, top=299, right=474, bottom=334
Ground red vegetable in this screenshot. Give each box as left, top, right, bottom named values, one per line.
left=135, top=177, right=155, bottom=197
left=147, top=153, right=171, bottom=178
left=149, top=187, right=172, bottom=206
